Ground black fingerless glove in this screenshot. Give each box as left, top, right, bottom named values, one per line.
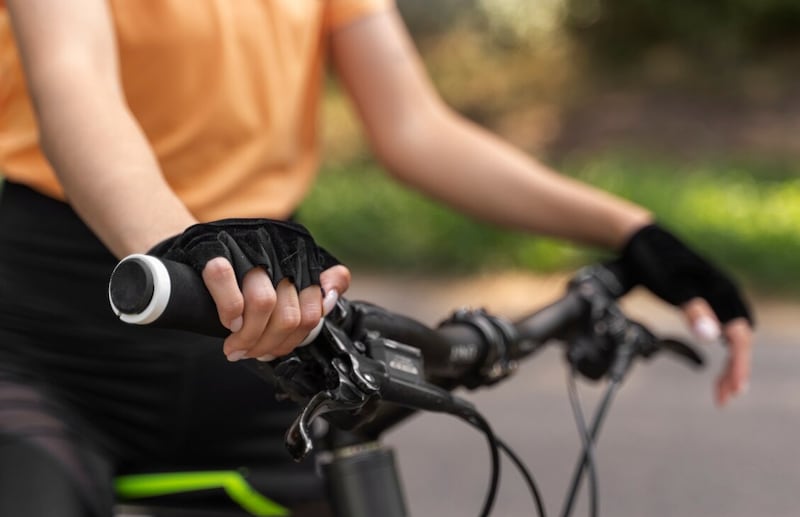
left=604, top=224, right=754, bottom=325
left=148, top=218, right=340, bottom=290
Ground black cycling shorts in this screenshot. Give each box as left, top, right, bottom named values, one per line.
left=0, top=182, right=328, bottom=516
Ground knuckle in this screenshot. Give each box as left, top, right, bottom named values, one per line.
left=322, top=265, right=351, bottom=290
left=203, top=258, right=232, bottom=281
left=248, top=288, right=277, bottom=312
left=276, top=305, right=302, bottom=333
left=338, top=266, right=352, bottom=285
left=219, top=298, right=244, bottom=319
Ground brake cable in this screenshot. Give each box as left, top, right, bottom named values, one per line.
left=495, top=435, right=548, bottom=517
left=564, top=370, right=599, bottom=517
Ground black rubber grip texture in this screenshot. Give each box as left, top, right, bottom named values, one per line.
left=109, top=258, right=154, bottom=314
left=111, top=256, right=229, bottom=338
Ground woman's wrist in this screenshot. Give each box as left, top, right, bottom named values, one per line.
left=610, top=207, right=653, bottom=251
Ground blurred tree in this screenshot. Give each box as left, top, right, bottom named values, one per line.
left=397, top=0, right=800, bottom=66
left=565, top=0, right=800, bottom=65
left=396, top=0, right=477, bottom=38
left=476, top=0, right=569, bottom=48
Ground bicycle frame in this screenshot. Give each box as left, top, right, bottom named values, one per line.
left=114, top=433, right=409, bottom=517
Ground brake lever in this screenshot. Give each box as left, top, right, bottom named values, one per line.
left=568, top=266, right=706, bottom=379
left=609, top=323, right=705, bottom=382
left=273, top=303, right=481, bottom=460
left=566, top=290, right=706, bottom=382
left=656, top=338, right=705, bottom=368
left=285, top=390, right=367, bottom=461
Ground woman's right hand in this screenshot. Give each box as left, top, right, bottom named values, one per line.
left=146, top=218, right=348, bottom=362
left=203, top=258, right=351, bottom=362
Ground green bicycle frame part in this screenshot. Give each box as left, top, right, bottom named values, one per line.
left=115, top=470, right=289, bottom=516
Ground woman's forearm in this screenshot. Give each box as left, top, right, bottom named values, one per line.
left=331, top=10, right=650, bottom=251
left=33, top=73, right=196, bottom=257
left=379, top=107, right=652, bottom=250
left=8, top=0, right=195, bottom=259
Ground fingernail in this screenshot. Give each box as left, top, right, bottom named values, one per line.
left=229, top=316, right=243, bottom=333
left=256, top=354, right=276, bottom=362
left=694, top=316, right=721, bottom=342
left=323, top=289, right=339, bottom=315
left=226, top=349, right=247, bottom=362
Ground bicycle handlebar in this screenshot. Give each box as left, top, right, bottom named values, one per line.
left=109, top=254, right=583, bottom=361
left=108, top=254, right=588, bottom=394
left=109, top=254, right=703, bottom=458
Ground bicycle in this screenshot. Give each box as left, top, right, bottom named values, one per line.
left=108, top=256, right=704, bottom=517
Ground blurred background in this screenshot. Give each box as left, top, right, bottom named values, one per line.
left=300, top=0, right=800, bottom=296
left=298, top=2, right=800, bottom=516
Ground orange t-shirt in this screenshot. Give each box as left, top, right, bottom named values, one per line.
left=0, top=0, right=389, bottom=221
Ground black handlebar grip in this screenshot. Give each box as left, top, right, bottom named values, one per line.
left=514, top=290, right=587, bottom=344
left=108, top=254, right=229, bottom=337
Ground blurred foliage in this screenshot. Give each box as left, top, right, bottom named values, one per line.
left=396, top=0, right=478, bottom=38
left=397, top=0, right=800, bottom=101
left=398, top=0, right=800, bottom=66
left=572, top=155, right=800, bottom=293
left=299, top=157, right=800, bottom=295
left=564, top=0, right=800, bottom=65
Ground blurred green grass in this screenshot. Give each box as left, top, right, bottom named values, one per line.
left=298, top=155, right=800, bottom=295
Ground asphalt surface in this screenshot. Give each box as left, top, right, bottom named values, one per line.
left=346, top=272, right=800, bottom=517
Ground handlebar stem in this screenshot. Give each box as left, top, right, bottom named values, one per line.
left=438, top=308, right=520, bottom=389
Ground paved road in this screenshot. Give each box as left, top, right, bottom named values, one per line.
left=346, top=272, right=800, bottom=517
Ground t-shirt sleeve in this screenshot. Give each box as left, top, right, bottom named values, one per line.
left=326, top=0, right=393, bottom=31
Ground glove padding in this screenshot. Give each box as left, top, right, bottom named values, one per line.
left=149, top=218, right=340, bottom=291
left=605, top=224, right=753, bottom=325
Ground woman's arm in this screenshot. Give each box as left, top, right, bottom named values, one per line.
left=6, top=0, right=350, bottom=360
left=329, top=10, right=651, bottom=250
left=7, top=0, right=194, bottom=256
left=330, top=9, right=751, bottom=406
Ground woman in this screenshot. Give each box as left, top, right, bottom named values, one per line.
left=0, top=1, right=752, bottom=515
